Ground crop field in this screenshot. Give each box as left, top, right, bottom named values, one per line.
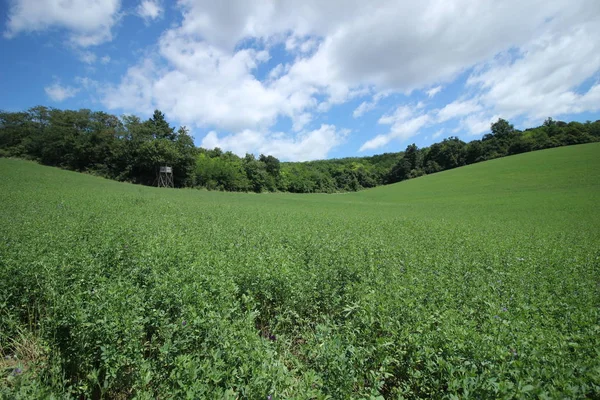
left=1, top=143, right=599, bottom=399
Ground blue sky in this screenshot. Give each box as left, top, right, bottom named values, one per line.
left=1, top=0, right=599, bottom=161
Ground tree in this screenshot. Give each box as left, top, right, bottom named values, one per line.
left=388, top=158, right=411, bottom=183
left=508, top=135, right=535, bottom=155
left=404, top=144, right=422, bottom=171
left=259, top=154, right=281, bottom=177
left=243, top=154, right=271, bottom=192
left=0, top=111, right=31, bottom=157
left=424, top=137, right=466, bottom=171
left=491, top=118, right=514, bottom=140
left=172, top=126, right=197, bottom=187
left=150, top=110, right=176, bottom=140
left=387, top=144, right=423, bottom=183
left=465, top=140, right=484, bottom=164
left=2, top=105, right=597, bottom=193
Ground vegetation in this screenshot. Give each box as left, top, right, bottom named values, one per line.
left=1, top=106, right=599, bottom=193
left=1, top=143, right=599, bottom=398
left=0, top=108, right=196, bottom=187
left=388, top=118, right=600, bottom=184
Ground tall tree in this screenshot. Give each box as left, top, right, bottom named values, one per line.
left=259, top=154, right=281, bottom=177
left=491, top=118, right=514, bottom=140
left=404, top=144, right=422, bottom=171
left=150, top=110, right=176, bottom=140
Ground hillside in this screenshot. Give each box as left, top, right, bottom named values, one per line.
left=2, top=107, right=599, bottom=194
left=358, top=142, right=600, bottom=202
left=1, top=143, right=599, bottom=398
left=353, top=142, right=600, bottom=230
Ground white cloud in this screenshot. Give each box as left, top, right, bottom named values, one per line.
left=291, top=113, right=313, bottom=132
left=101, top=55, right=111, bottom=64
left=459, top=114, right=499, bottom=135
left=44, top=82, right=79, bottom=102
left=437, top=99, right=482, bottom=122
left=360, top=105, right=430, bottom=151
left=79, top=51, right=97, bottom=64
left=200, top=124, right=348, bottom=161
left=426, top=86, right=442, bottom=98
left=285, top=35, right=318, bottom=54
left=579, top=84, right=600, bottom=110
left=358, top=134, right=393, bottom=152
left=468, top=15, right=600, bottom=122
left=99, top=0, right=600, bottom=157
left=353, top=101, right=376, bottom=118
left=75, top=76, right=100, bottom=90
left=360, top=97, right=498, bottom=150
left=387, top=113, right=430, bottom=141
left=152, top=0, right=582, bottom=108
left=360, top=95, right=503, bottom=150
left=101, top=58, right=157, bottom=115
left=137, top=0, right=163, bottom=21
left=353, top=90, right=392, bottom=118
left=4, top=0, right=121, bottom=47
left=299, top=39, right=318, bottom=54
left=267, top=63, right=286, bottom=80
left=102, top=24, right=323, bottom=133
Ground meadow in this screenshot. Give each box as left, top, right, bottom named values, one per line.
left=1, top=143, right=599, bottom=399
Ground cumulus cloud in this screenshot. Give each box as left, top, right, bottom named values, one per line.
left=191, top=0, right=569, bottom=92
left=45, top=82, right=79, bottom=102
left=4, top=0, right=121, bottom=47
left=426, top=86, right=442, bottom=98
left=103, top=38, right=290, bottom=132
left=200, top=125, right=349, bottom=161
left=360, top=105, right=430, bottom=151
left=359, top=97, right=493, bottom=150
left=459, top=114, right=500, bottom=135
left=137, top=0, right=163, bottom=21
left=468, top=16, right=600, bottom=121
left=99, top=0, right=600, bottom=158
left=285, top=36, right=319, bottom=54
left=437, top=99, right=482, bottom=122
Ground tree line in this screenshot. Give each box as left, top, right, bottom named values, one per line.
left=0, top=107, right=196, bottom=187
left=387, top=118, right=600, bottom=184
left=1, top=106, right=599, bottom=192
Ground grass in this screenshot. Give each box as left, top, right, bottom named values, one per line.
left=0, top=143, right=599, bottom=399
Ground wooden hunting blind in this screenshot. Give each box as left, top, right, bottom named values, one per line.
left=158, top=166, right=174, bottom=188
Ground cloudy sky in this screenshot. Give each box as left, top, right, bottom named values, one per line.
left=1, top=0, right=599, bottom=161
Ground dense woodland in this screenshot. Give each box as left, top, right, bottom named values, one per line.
left=1, top=106, right=599, bottom=193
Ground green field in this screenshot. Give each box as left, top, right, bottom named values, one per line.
left=1, top=143, right=599, bottom=399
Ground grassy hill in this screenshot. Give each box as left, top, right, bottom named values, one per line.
left=1, top=143, right=599, bottom=398
left=356, top=142, right=600, bottom=230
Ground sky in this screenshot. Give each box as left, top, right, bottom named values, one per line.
left=1, top=0, right=599, bottom=161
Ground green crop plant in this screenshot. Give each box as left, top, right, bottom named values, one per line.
left=1, top=143, right=599, bottom=398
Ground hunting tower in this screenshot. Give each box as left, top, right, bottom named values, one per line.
left=158, top=166, right=174, bottom=188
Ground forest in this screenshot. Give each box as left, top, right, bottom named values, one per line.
left=1, top=106, right=599, bottom=193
